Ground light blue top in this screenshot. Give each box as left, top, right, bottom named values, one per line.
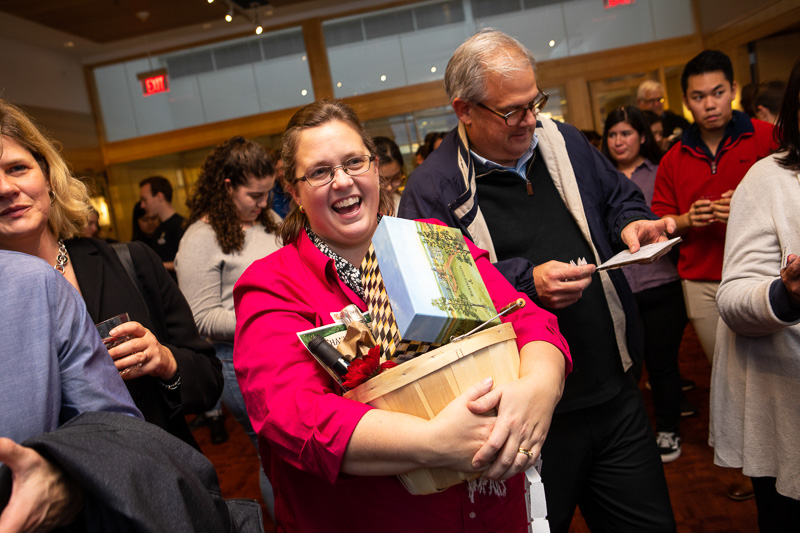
left=0, top=250, right=142, bottom=449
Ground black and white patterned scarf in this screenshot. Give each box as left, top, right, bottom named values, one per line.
left=305, top=225, right=365, bottom=301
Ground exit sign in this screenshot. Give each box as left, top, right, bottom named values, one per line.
left=136, top=69, right=170, bottom=97
left=604, top=0, right=635, bottom=7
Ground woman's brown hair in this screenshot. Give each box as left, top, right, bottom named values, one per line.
left=187, top=136, right=277, bottom=254
left=279, top=100, right=394, bottom=245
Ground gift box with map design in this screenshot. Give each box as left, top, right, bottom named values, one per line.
left=360, top=217, right=499, bottom=361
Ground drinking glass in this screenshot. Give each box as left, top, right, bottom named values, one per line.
left=95, top=312, right=142, bottom=376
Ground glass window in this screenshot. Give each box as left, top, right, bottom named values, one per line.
left=326, top=0, right=693, bottom=99
left=93, top=27, right=312, bottom=142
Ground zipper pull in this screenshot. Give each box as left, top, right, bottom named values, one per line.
left=526, top=179, right=533, bottom=196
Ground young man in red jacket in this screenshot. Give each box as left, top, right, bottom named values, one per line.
left=653, top=49, right=776, bottom=361
left=651, top=49, right=776, bottom=502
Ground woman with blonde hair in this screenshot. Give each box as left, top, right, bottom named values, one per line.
left=0, top=99, right=222, bottom=447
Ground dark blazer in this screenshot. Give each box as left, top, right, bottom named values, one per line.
left=0, top=411, right=264, bottom=533
left=66, top=237, right=222, bottom=447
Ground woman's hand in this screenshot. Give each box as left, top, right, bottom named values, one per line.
left=467, top=342, right=565, bottom=481
left=781, top=253, right=800, bottom=306
left=107, top=321, right=177, bottom=381
left=0, top=438, right=83, bottom=533
left=424, top=377, right=500, bottom=473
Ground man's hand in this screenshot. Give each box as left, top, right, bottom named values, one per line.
left=621, top=218, right=676, bottom=253
left=532, top=261, right=595, bottom=309
left=709, top=190, right=734, bottom=224
left=0, top=438, right=82, bottom=533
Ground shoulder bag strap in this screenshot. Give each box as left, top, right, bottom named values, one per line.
left=110, top=242, right=153, bottom=324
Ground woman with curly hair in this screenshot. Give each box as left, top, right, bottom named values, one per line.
left=175, top=135, right=279, bottom=517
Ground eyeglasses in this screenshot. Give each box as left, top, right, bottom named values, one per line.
left=642, top=97, right=665, bottom=105
left=381, top=171, right=405, bottom=184
left=297, top=155, right=377, bottom=187
left=477, top=91, right=549, bottom=127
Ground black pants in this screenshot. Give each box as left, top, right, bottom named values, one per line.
left=634, top=280, right=688, bottom=433
left=541, top=376, right=675, bottom=533
left=752, top=476, right=800, bottom=532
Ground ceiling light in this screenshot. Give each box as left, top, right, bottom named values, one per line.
left=336, top=82, right=342, bottom=88
left=380, top=75, right=387, bottom=82
left=430, top=66, right=437, bottom=73
left=225, top=7, right=233, bottom=22
left=301, top=89, right=308, bottom=96
left=255, top=25, right=263, bottom=34
left=208, top=0, right=214, bottom=3
left=549, top=40, right=555, bottom=47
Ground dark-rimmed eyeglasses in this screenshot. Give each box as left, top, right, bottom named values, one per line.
left=297, top=155, right=377, bottom=187
left=477, top=91, right=549, bottom=127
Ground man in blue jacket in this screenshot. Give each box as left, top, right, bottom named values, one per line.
left=400, top=29, right=676, bottom=532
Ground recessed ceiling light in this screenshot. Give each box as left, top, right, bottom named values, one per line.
left=255, top=25, right=263, bottom=35
left=549, top=40, right=555, bottom=47
left=336, top=82, right=342, bottom=88
left=380, top=75, right=387, bottom=82
left=430, top=66, right=437, bottom=73
left=301, top=89, right=308, bottom=96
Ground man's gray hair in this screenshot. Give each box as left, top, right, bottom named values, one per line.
left=637, top=80, right=664, bottom=101
left=444, top=29, right=537, bottom=104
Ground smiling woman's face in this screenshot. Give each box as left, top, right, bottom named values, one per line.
left=0, top=135, right=52, bottom=250
left=290, top=120, right=379, bottom=265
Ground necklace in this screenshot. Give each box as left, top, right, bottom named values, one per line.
left=54, top=240, right=69, bottom=274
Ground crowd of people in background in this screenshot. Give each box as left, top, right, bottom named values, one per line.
left=2, top=25, right=799, bottom=533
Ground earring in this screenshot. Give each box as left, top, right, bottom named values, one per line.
left=299, top=205, right=305, bottom=213
left=48, top=189, right=56, bottom=204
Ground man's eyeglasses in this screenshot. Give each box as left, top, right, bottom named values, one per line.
left=477, top=91, right=549, bottom=127
left=297, top=155, right=377, bottom=187
left=642, top=97, right=665, bottom=105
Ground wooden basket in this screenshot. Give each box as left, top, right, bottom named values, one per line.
left=344, top=323, right=520, bottom=495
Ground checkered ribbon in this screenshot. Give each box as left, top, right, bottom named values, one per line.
left=360, top=245, right=439, bottom=362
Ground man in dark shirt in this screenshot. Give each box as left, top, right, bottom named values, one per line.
left=400, top=29, right=676, bottom=533
left=139, top=176, right=185, bottom=277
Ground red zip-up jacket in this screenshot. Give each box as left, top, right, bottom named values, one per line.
left=652, top=111, right=776, bottom=281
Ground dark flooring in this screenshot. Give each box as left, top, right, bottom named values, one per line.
left=192, top=323, right=758, bottom=532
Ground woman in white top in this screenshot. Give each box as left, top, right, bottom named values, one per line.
left=711, top=59, right=800, bottom=531
left=175, top=135, right=281, bottom=519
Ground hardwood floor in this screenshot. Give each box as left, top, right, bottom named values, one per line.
left=193, top=324, right=758, bottom=532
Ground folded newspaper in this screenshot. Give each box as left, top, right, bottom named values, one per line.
left=596, top=237, right=681, bottom=272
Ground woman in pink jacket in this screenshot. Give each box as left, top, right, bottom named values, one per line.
left=233, top=100, right=571, bottom=532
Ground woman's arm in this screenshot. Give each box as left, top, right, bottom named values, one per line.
left=175, top=223, right=236, bottom=339
left=717, top=164, right=800, bottom=336
left=341, top=377, right=499, bottom=475
left=129, top=242, right=223, bottom=413
left=468, top=341, right=565, bottom=480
